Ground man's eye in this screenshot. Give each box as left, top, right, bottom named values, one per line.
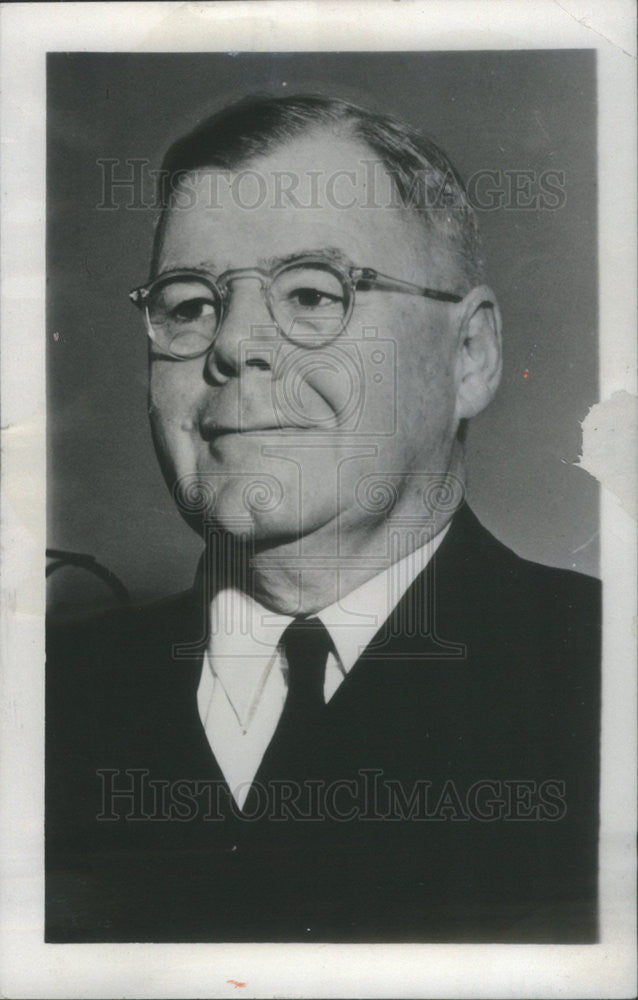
left=170, top=298, right=216, bottom=323
left=288, top=286, right=343, bottom=309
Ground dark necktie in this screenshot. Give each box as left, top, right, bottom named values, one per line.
left=250, top=616, right=332, bottom=792
left=280, top=616, right=332, bottom=727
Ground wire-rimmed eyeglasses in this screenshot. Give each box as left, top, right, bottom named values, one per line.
left=129, top=255, right=463, bottom=359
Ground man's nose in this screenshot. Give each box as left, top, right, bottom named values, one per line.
left=204, top=277, right=274, bottom=382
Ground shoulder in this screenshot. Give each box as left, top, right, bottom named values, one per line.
left=47, top=586, right=204, bottom=687
left=442, top=503, right=600, bottom=617
left=429, top=505, right=601, bottom=693
left=48, top=586, right=201, bottom=640
left=46, top=587, right=206, bottom=765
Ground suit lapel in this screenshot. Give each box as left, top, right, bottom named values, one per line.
left=166, top=508, right=497, bottom=788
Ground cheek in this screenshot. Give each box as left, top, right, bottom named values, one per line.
left=149, top=361, right=200, bottom=430
left=393, top=318, right=458, bottom=454
left=148, top=362, right=203, bottom=477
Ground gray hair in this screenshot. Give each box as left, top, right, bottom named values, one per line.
left=152, top=93, right=484, bottom=289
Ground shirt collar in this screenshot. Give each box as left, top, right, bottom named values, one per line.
left=315, top=523, right=450, bottom=672
left=210, top=587, right=291, bottom=662
left=208, top=523, right=450, bottom=677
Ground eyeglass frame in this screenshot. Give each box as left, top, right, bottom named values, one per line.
left=129, top=255, right=463, bottom=359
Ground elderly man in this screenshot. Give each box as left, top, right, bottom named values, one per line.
left=47, top=95, right=600, bottom=943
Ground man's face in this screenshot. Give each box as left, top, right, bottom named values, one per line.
left=149, top=130, right=465, bottom=553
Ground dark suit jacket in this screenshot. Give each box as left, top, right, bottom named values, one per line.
left=46, top=506, right=600, bottom=943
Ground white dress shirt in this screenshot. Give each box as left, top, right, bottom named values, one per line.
left=197, top=526, right=449, bottom=807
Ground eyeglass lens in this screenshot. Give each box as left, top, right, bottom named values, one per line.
left=146, top=262, right=350, bottom=357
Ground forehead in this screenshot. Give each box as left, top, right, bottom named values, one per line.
left=157, top=130, right=444, bottom=280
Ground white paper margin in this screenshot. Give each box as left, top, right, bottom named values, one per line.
left=1, top=2, right=636, bottom=997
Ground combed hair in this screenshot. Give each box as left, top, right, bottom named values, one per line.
left=152, top=93, right=485, bottom=289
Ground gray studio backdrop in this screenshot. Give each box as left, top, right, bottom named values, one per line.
left=47, top=50, right=598, bottom=614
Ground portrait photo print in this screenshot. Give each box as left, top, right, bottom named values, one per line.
left=46, top=50, right=600, bottom=945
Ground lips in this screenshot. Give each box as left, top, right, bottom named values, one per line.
left=198, top=378, right=338, bottom=440
left=203, top=424, right=300, bottom=439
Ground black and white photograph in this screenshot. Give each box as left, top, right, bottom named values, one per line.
left=1, top=2, right=636, bottom=998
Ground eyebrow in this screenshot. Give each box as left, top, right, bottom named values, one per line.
left=158, top=246, right=356, bottom=279
left=261, top=247, right=355, bottom=270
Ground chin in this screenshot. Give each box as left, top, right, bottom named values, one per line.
left=214, top=486, right=342, bottom=553
left=177, top=472, right=302, bottom=545
left=164, top=433, right=340, bottom=545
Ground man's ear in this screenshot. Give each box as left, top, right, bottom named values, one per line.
left=452, top=285, right=502, bottom=421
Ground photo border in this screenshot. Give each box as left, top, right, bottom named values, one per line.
left=1, top=2, right=636, bottom=997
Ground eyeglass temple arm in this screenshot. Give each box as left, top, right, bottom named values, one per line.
left=355, top=268, right=463, bottom=304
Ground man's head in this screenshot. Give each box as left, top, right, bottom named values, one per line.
left=142, top=94, right=502, bottom=558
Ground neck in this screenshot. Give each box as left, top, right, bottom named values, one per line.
left=207, top=448, right=466, bottom=616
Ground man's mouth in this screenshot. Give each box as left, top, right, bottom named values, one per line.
left=204, top=424, right=307, bottom=440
